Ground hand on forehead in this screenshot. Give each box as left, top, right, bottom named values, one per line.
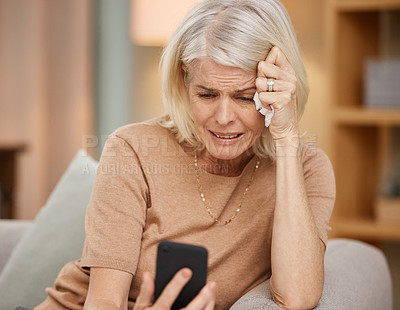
left=259, top=46, right=295, bottom=76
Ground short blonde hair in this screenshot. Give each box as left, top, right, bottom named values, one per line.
left=160, top=0, right=309, bottom=159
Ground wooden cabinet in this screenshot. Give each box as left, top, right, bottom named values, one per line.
left=327, top=0, right=400, bottom=241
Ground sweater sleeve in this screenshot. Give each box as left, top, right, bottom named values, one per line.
left=80, top=134, right=149, bottom=275
left=302, top=144, right=336, bottom=247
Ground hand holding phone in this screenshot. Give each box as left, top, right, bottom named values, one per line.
left=154, top=241, right=208, bottom=310
left=133, top=241, right=214, bottom=310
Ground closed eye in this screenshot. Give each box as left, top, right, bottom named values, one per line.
left=198, top=93, right=217, bottom=99
left=238, top=97, right=254, bottom=102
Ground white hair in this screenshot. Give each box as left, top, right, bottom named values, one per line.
left=160, top=0, right=309, bottom=159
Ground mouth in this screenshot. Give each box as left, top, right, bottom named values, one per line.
left=209, top=131, right=243, bottom=140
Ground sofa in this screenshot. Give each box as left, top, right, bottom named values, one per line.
left=0, top=151, right=394, bottom=309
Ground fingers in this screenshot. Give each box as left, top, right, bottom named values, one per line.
left=155, top=268, right=193, bottom=309
left=185, top=282, right=216, bottom=310
left=264, top=46, right=295, bottom=75
left=135, top=270, right=215, bottom=310
left=257, top=47, right=296, bottom=93
left=256, top=77, right=296, bottom=95
left=257, top=62, right=296, bottom=84
left=255, top=46, right=297, bottom=110
left=257, top=91, right=293, bottom=111
left=254, top=46, right=299, bottom=139
left=135, top=272, right=155, bottom=309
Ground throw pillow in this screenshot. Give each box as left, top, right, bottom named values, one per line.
left=0, top=150, right=98, bottom=309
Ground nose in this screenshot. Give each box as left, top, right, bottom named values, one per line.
left=214, top=96, right=235, bottom=126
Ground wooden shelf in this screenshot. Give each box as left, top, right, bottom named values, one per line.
left=328, top=0, right=400, bottom=243
left=332, top=106, right=400, bottom=126
left=335, top=0, right=400, bottom=11
left=331, top=218, right=400, bottom=241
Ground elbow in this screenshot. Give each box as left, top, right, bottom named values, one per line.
left=277, top=296, right=322, bottom=310
left=274, top=295, right=322, bottom=310
left=271, top=285, right=323, bottom=310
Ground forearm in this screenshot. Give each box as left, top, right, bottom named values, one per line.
left=270, top=138, right=324, bottom=309
left=84, top=268, right=131, bottom=310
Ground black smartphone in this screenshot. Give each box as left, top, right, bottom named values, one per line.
left=154, top=240, right=208, bottom=310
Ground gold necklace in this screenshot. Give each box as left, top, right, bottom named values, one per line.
left=194, top=152, right=260, bottom=225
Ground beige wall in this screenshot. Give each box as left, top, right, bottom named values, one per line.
left=0, top=0, right=94, bottom=219
left=277, top=0, right=330, bottom=155
left=131, top=46, right=164, bottom=123
left=283, top=0, right=331, bottom=156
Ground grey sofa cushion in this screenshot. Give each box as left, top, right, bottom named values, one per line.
left=0, top=220, right=32, bottom=272
left=320, top=239, right=392, bottom=310
left=229, top=239, right=393, bottom=310
left=0, top=150, right=98, bottom=309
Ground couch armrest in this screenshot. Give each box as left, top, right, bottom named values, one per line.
left=230, top=239, right=393, bottom=310
left=0, top=220, right=33, bottom=274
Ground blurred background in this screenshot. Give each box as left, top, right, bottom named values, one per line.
left=0, top=0, right=399, bottom=307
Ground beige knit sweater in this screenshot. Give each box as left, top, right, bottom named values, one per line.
left=36, top=117, right=335, bottom=310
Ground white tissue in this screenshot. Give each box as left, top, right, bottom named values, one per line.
left=253, top=92, right=274, bottom=127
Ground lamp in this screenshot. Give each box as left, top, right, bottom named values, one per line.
left=131, top=0, right=201, bottom=46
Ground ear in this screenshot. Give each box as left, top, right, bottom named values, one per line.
left=181, top=63, right=189, bottom=87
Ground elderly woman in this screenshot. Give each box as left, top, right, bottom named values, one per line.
left=35, top=0, right=335, bottom=309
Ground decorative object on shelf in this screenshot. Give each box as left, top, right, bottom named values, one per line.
left=364, top=59, right=400, bottom=108
left=384, top=171, right=400, bottom=197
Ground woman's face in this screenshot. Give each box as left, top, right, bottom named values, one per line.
left=187, top=58, right=264, bottom=161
